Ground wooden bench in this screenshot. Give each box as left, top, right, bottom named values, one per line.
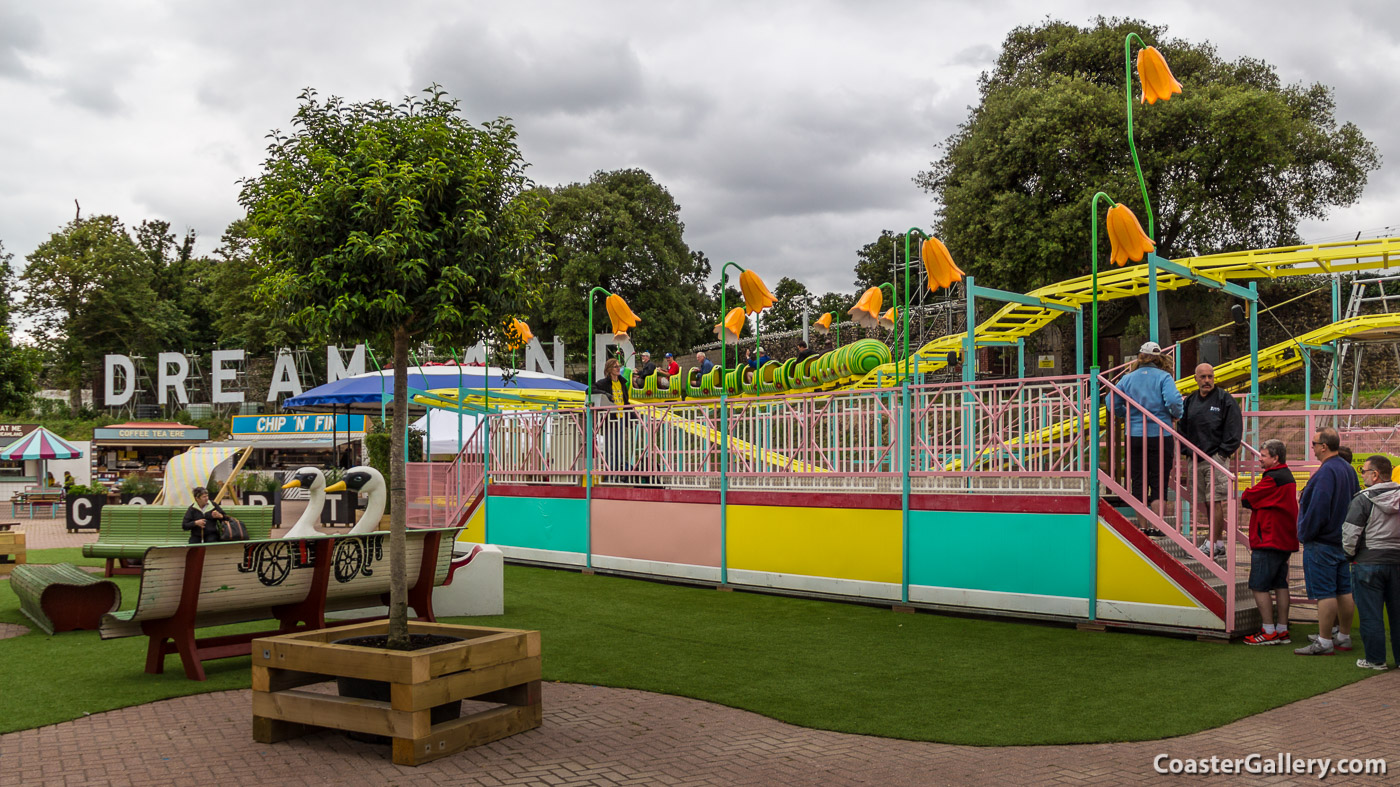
left=0, top=527, right=26, bottom=575
left=99, top=527, right=463, bottom=680
left=82, top=505, right=275, bottom=577
left=12, top=563, right=122, bottom=634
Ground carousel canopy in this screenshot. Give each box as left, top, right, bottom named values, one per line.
left=0, top=426, right=83, bottom=460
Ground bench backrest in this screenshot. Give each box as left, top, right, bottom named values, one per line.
left=96, top=505, right=274, bottom=545
left=100, top=528, right=461, bottom=638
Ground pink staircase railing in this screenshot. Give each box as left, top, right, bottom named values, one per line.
left=1099, top=374, right=1238, bottom=627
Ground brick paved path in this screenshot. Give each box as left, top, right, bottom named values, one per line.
left=3, top=675, right=1396, bottom=786
left=0, top=622, right=27, bottom=639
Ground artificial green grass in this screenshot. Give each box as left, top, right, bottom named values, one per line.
left=0, top=563, right=1382, bottom=744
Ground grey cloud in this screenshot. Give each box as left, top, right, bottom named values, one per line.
left=949, top=44, right=996, bottom=68
left=0, top=6, right=39, bottom=79
left=59, top=80, right=125, bottom=116
left=415, top=22, right=647, bottom=121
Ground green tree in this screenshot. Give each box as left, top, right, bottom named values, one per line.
left=532, top=169, right=710, bottom=362
left=854, top=230, right=901, bottom=292
left=815, top=291, right=851, bottom=322
left=0, top=241, right=40, bottom=414
left=917, top=18, right=1380, bottom=292
left=205, top=219, right=307, bottom=354
left=18, top=215, right=181, bottom=413
left=134, top=220, right=216, bottom=354
left=239, top=86, right=549, bottom=647
left=764, top=277, right=815, bottom=333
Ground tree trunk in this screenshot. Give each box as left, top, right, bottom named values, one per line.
left=69, top=381, right=82, bottom=416
left=387, top=326, right=410, bottom=649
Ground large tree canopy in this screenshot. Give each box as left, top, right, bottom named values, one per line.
left=917, top=18, right=1380, bottom=291
left=532, top=169, right=710, bottom=362
left=18, top=215, right=182, bottom=412
left=239, top=85, right=549, bottom=646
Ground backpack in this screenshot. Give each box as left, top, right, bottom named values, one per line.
left=214, top=517, right=248, bottom=542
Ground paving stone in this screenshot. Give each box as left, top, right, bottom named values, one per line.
left=2, top=676, right=1397, bottom=786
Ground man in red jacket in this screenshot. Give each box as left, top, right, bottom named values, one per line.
left=1240, top=439, right=1301, bottom=645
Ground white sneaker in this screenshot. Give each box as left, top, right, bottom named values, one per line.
left=1357, top=658, right=1388, bottom=671
left=1309, top=632, right=1352, bottom=651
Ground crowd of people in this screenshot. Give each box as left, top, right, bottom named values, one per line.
left=1114, top=341, right=1399, bottom=668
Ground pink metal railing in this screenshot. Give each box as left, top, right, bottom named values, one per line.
left=909, top=375, right=1093, bottom=493
left=1099, top=374, right=1236, bottom=626
left=440, top=418, right=488, bottom=527
left=466, top=376, right=1100, bottom=494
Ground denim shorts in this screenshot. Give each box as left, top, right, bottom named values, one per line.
left=1249, top=548, right=1292, bottom=592
left=1303, top=542, right=1353, bottom=599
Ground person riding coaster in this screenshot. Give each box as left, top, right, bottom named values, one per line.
left=621, top=338, right=893, bottom=403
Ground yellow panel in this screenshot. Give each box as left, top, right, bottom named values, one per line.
left=1096, top=523, right=1199, bottom=609
left=456, top=500, right=486, bottom=544
left=727, top=505, right=900, bottom=583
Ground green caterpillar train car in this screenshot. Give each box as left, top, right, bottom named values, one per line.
left=621, top=339, right=892, bottom=403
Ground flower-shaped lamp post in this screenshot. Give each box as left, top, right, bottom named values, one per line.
left=1090, top=192, right=1155, bottom=368
left=1124, top=35, right=1181, bottom=242
left=1124, top=34, right=1182, bottom=345
left=812, top=312, right=838, bottom=348
left=584, top=287, right=639, bottom=568
left=716, top=263, right=777, bottom=584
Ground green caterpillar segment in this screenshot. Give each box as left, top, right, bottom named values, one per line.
left=845, top=339, right=891, bottom=377
left=629, top=339, right=893, bottom=402
left=758, top=361, right=782, bottom=394
left=775, top=358, right=797, bottom=391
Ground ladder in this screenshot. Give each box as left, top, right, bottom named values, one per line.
left=1320, top=274, right=1400, bottom=423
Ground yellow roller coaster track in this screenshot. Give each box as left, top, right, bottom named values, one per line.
left=851, top=236, right=1400, bottom=389
left=976, top=313, right=1400, bottom=465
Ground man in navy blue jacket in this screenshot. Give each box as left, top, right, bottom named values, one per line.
left=1294, top=427, right=1359, bottom=655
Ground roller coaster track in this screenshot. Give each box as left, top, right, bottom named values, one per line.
left=969, top=313, right=1400, bottom=467
left=850, top=237, right=1400, bottom=389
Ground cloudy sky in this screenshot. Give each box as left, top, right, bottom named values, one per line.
left=1, top=0, right=1397, bottom=298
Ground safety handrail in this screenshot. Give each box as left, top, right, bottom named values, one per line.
left=1098, top=374, right=1236, bottom=630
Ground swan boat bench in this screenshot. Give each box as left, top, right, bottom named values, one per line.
left=82, top=505, right=276, bottom=577
left=99, top=526, right=464, bottom=680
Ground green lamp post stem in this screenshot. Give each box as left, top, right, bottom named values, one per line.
left=1124, top=32, right=1155, bottom=241
left=718, top=262, right=747, bottom=586
left=1089, top=191, right=1117, bottom=368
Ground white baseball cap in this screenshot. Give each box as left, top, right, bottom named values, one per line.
left=1139, top=341, right=1163, bottom=355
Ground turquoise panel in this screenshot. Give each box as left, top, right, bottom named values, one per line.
left=908, top=510, right=1091, bottom=598
left=484, top=496, right=588, bottom=554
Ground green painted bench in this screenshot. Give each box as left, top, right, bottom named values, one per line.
left=82, top=505, right=275, bottom=576
left=100, top=528, right=462, bottom=680
left=13, top=563, right=121, bottom=635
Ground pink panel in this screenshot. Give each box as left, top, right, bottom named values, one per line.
left=591, top=500, right=721, bottom=567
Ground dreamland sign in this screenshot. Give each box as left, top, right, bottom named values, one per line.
left=102, top=335, right=636, bottom=407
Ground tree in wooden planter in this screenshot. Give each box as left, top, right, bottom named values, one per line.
left=240, top=85, right=549, bottom=649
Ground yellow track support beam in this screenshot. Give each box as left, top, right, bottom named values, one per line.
left=852, top=236, right=1400, bottom=388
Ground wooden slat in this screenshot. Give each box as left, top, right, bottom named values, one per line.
left=251, top=689, right=421, bottom=738
left=258, top=639, right=424, bottom=684
left=426, top=630, right=540, bottom=679
left=392, top=703, right=543, bottom=766
left=391, top=655, right=542, bottom=712
left=250, top=665, right=330, bottom=693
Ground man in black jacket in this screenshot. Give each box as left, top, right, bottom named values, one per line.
left=1178, top=363, right=1242, bottom=559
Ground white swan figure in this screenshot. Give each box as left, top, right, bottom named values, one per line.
left=280, top=466, right=327, bottom=538
left=328, top=466, right=386, bottom=535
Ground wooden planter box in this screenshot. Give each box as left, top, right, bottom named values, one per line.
left=0, top=530, right=26, bottom=575
left=251, top=621, right=541, bottom=766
